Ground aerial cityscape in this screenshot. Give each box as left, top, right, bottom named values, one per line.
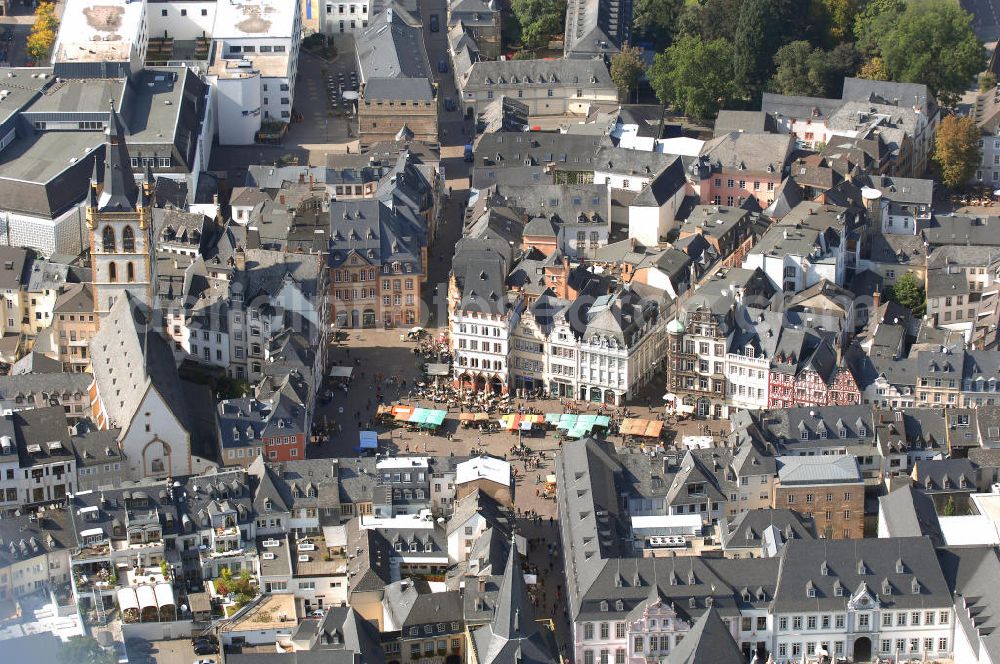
left=2, top=0, right=1000, bottom=663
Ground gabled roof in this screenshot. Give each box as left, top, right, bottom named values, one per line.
left=472, top=538, right=560, bottom=664
left=665, top=608, right=745, bottom=664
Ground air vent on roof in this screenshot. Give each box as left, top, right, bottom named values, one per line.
left=262, top=552, right=276, bottom=560
left=298, top=554, right=311, bottom=562
left=263, top=538, right=280, bottom=548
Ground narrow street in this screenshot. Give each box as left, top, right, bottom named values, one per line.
left=417, top=0, right=475, bottom=329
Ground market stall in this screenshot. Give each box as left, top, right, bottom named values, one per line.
left=620, top=418, right=664, bottom=440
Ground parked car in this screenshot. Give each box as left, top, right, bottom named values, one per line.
left=444, top=97, right=456, bottom=112
left=429, top=14, right=439, bottom=31
left=193, top=639, right=219, bottom=655
left=438, top=58, right=448, bottom=73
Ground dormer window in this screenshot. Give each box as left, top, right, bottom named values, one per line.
left=806, top=581, right=816, bottom=598
left=820, top=561, right=829, bottom=576
left=882, top=580, right=892, bottom=595
left=895, top=559, right=905, bottom=574
left=911, top=578, right=921, bottom=594
left=615, top=599, right=623, bottom=611
left=800, top=429, right=809, bottom=440
left=600, top=600, right=608, bottom=611
left=833, top=581, right=843, bottom=597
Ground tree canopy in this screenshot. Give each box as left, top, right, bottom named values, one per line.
left=631, top=0, right=682, bottom=49
left=648, top=35, right=736, bottom=122
left=27, top=2, right=59, bottom=62
left=887, top=271, right=926, bottom=316
left=610, top=45, right=646, bottom=103
left=862, top=0, right=984, bottom=103
left=510, top=0, right=565, bottom=49
left=933, top=114, right=982, bottom=190
left=771, top=41, right=858, bottom=98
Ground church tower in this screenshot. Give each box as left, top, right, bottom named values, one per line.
left=87, top=103, right=157, bottom=318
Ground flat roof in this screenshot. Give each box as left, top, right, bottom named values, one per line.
left=127, top=68, right=187, bottom=144
left=223, top=593, right=297, bottom=632
left=213, top=0, right=298, bottom=39
left=26, top=78, right=123, bottom=114
left=0, top=69, right=54, bottom=126
left=0, top=131, right=102, bottom=183
left=208, top=42, right=290, bottom=79
left=54, top=0, right=144, bottom=63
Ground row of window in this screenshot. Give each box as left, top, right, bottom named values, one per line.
left=229, top=45, right=288, bottom=54
left=130, top=156, right=171, bottom=168
left=713, top=177, right=776, bottom=191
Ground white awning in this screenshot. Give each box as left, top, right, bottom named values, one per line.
left=153, top=582, right=175, bottom=609
left=116, top=587, right=139, bottom=612
left=79, top=528, right=104, bottom=538
left=136, top=584, right=157, bottom=610
left=329, top=366, right=353, bottom=378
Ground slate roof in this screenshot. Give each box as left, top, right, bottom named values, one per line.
left=748, top=405, right=875, bottom=454
left=923, top=215, right=1000, bottom=247
left=563, top=0, right=631, bottom=58
left=713, top=110, right=777, bottom=136
left=937, top=545, right=1000, bottom=664
left=776, top=455, right=862, bottom=485
left=464, top=58, right=613, bottom=90
left=760, top=92, right=843, bottom=121
left=665, top=608, right=745, bottom=664
left=841, top=77, right=936, bottom=116
left=357, top=7, right=434, bottom=102
left=772, top=537, right=951, bottom=612
left=913, top=458, right=978, bottom=492
left=700, top=132, right=794, bottom=175
left=720, top=509, right=816, bottom=551
left=631, top=159, right=686, bottom=207
left=89, top=293, right=192, bottom=434
left=878, top=485, right=943, bottom=546
left=471, top=538, right=559, bottom=664
left=328, top=199, right=425, bottom=275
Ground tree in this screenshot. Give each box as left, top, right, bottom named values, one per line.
left=510, top=0, right=565, bottom=49
left=980, top=72, right=998, bottom=92
left=770, top=41, right=818, bottom=96
left=813, top=0, right=859, bottom=45
left=887, top=271, right=926, bottom=316
left=934, top=114, right=981, bottom=190
left=26, top=2, right=58, bottom=62
left=771, top=41, right=858, bottom=97
left=648, top=35, right=736, bottom=122
left=632, top=0, right=682, bottom=49
left=610, top=45, right=645, bottom=103
left=676, top=0, right=741, bottom=41
left=58, top=637, right=115, bottom=664
left=875, top=0, right=985, bottom=104
left=733, top=0, right=772, bottom=94
left=853, top=0, right=904, bottom=56
left=857, top=56, right=889, bottom=81
left=942, top=496, right=958, bottom=517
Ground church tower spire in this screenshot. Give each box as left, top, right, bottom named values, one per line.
left=87, top=100, right=157, bottom=318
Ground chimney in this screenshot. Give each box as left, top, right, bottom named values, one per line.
left=279, top=194, right=286, bottom=205
left=872, top=290, right=881, bottom=309
left=309, top=172, right=315, bottom=190
left=235, top=246, right=246, bottom=271
left=298, top=172, right=305, bottom=184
